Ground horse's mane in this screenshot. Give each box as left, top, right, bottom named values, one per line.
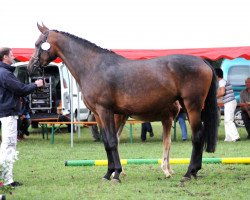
left=52, top=30, right=116, bottom=55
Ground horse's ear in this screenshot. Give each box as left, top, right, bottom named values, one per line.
left=37, top=22, right=49, bottom=34
left=41, top=22, right=49, bottom=30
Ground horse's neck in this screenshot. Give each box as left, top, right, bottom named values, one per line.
left=58, top=46, right=93, bottom=68
left=56, top=43, right=97, bottom=79
left=55, top=39, right=123, bottom=87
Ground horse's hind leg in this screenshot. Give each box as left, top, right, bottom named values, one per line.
left=161, top=117, right=174, bottom=178
left=114, top=114, right=128, bottom=141
left=183, top=109, right=205, bottom=181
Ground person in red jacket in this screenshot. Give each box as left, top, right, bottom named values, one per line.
left=0, top=47, right=43, bottom=188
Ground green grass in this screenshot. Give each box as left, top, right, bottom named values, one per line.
left=0, top=121, right=249, bottom=200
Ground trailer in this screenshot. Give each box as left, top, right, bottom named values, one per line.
left=13, top=61, right=90, bottom=130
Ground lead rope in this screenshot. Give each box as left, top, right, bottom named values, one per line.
left=42, top=67, right=45, bottom=89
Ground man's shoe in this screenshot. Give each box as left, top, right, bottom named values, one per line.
left=93, top=138, right=100, bottom=142
left=8, top=181, right=22, bottom=187
left=233, top=138, right=241, bottom=142
left=17, top=135, right=25, bottom=141
left=149, top=132, right=154, bottom=137
left=24, top=131, right=30, bottom=136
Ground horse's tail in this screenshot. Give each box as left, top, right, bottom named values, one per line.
left=203, top=66, right=219, bottom=153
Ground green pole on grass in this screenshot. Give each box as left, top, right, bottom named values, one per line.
left=65, top=157, right=250, bottom=166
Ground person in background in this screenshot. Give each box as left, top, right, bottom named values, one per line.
left=141, top=122, right=154, bottom=142
left=240, top=77, right=250, bottom=139
left=217, top=98, right=223, bottom=127
left=0, top=47, right=43, bottom=188
left=17, top=96, right=31, bottom=141
left=177, top=108, right=188, bottom=141
left=215, top=68, right=240, bottom=142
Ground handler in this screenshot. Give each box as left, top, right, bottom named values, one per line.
left=0, top=47, right=43, bottom=187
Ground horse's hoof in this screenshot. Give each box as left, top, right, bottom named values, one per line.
left=165, top=173, right=172, bottom=178
left=179, top=176, right=191, bottom=187
left=163, top=170, right=173, bottom=178
left=121, top=171, right=127, bottom=176
left=110, top=178, right=121, bottom=184
left=180, top=176, right=191, bottom=182
left=192, top=174, right=203, bottom=180
left=102, top=177, right=110, bottom=182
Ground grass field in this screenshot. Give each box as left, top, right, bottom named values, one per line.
left=0, top=121, right=249, bottom=200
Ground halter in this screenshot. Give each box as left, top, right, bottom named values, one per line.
left=31, top=30, right=50, bottom=75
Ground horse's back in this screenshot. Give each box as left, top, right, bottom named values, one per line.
left=129, top=54, right=213, bottom=92
left=157, top=54, right=211, bottom=75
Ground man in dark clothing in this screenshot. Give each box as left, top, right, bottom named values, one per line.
left=17, top=96, right=31, bottom=140
left=141, top=122, right=154, bottom=142
left=0, top=47, right=43, bottom=187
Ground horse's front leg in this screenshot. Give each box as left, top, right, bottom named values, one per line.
left=94, top=114, right=116, bottom=180
left=114, top=114, right=128, bottom=176
left=161, top=117, right=174, bottom=178
left=98, top=109, right=122, bottom=182
left=100, top=128, right=115, bottom=180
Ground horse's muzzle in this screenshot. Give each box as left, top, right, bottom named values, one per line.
left=27, top=59, right=43, bottom=76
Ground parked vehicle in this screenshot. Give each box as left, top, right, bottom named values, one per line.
left=221, top=58, right=250, bottom=127
left=13, top=61, right=90, bottom=129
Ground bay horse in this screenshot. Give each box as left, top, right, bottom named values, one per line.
left=28, top=23, right=218, bottom=183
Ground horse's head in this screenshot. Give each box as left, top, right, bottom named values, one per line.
left=27, top=23, right=57, bottom=75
